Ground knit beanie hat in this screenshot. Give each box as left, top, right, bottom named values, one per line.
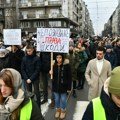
left=108, top=66, right=120, bottom=96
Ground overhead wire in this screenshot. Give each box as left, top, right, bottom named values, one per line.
left=84, top=0, right=118, bottom=35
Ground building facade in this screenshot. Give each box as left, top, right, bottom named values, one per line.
left=0, top=0, right=94, bottom=37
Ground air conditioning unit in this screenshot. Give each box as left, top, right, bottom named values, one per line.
left=28, top=2, right=31, bottom=6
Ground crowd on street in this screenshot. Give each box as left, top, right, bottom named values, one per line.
left=0, top=34, right=120, bottom=119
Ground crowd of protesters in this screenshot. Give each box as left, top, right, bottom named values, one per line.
left=0, top=33, right=120, bottom=119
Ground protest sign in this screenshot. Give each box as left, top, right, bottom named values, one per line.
left=37, top=28, right=70, bottom=53
left=3, top=29, right=21, bottom=45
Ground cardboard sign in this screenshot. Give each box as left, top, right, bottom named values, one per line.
left=3, top=29, right=21, bottom=45
left=37, top=28, right=70, bottom=53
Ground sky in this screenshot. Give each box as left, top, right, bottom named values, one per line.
left=84, top=0, right=118, bottom=35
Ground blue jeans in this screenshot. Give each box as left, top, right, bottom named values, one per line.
left=54, top=92, right=67, bottom=110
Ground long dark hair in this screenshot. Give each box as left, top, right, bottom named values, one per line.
left=54, top=53, right=65, bottom=66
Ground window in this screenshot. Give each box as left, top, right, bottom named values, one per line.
left=21, top=11, right=28, bottom=19
left=49, top=21, right=61, bottom=27
left=36, top=10, right=44, bottom=18
left=0, top=10, right=2, bottom=15
left=34, top=21, right=45, bottom=27
left=64, top=22, right=67, bottom=27
left=49, top=9, right=59, bottom=18
left=20, top=0, right=28, bottom=3
left=6, top=0, right=10, bottom=3
left=20, top=22, right=30, bottom=28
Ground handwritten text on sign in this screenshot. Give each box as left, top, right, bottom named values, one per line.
left=3, top=29, right=21, bottom=45
left=37, top=28, right=70, bottom=53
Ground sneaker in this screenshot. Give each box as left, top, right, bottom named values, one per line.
left=55, top=108, right=61, bottom=119
left=59, top=109, right=66, bottom=119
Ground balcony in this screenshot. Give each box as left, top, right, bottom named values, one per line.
left=19, top=14, right=48, bottom=20
left=0, top=4, right=4, bottom=8
left=19, top=1, right=62, bottom=8
left=48, top=1, right=62, bottom=6
left=48, top=13, right=63, bottom=18
left=4, top=3, right=16, bottom=7
left=19, top=2, right=44, bottom=8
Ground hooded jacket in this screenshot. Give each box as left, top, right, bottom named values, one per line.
left=0, top=68, right=44, bottom=120
left=75, top=47, right=88, bottom=73
left=82, top=78, right=120, bottom=120
left=52, top=59, right=72, bottom=93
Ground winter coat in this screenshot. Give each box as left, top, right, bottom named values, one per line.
left=82, top=78, right=120, bottom=120
left=75, top=47, right=88, bottom=73
left=85, top=58, right=111, bottom=100
left=0, top=54, right=10, bottom=71
left=113, top=45, right=120, bottom=66
left=40, top=52, right=50, bottom=73
left=21, top=54, right=40, bottom=82
left=104, top=51, right=117, bottom=69
left=20, top=94, right=45, bottom=120
left=66, top=52, right=80, bottom=81
left=52, top=59, right=72, bottom=93
left=0, top=68, right=44, bottom=120
left=8, top=49, right=25, bottom=74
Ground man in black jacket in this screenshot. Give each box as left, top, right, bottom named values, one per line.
left=21, top=44, right=41, bottom=107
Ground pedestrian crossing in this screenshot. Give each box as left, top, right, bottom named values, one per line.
left=41, top=99, right=89, bottom=120
left=73, top=101, right=89, bottom=120
left=41, top=99, right=51, bottom=116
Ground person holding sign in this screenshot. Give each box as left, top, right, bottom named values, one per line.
left=49, top=53, right=72, bottom=119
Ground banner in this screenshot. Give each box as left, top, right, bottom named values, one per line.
left=37, top=28, right=70, bottom=53
left=3, top=29, right=21, bottom=45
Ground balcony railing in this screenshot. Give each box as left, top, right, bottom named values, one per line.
left=19, top=2, right=44, bottom=8
left=19, top=14, right=48, bottom=20
left=4, top=3, right=16, bottom=7
left=19, top=1, right=62, bottom=8
left=49, top=13, right=63, bottom=18
left=48, top=1, right=62, bottom=5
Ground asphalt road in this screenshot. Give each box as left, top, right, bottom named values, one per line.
left=42, top=81, right=89, bottom=120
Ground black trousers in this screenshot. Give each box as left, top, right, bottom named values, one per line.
left=41, top=72, right=48, bottom=100
left=26, top=79, right=40, bottom=107
left=77, top=71, right=85, bottom=88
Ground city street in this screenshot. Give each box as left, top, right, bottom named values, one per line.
left=41, top=81, right=89, bottom=120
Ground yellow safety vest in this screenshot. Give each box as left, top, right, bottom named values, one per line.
left=92, top=97, right=106, bottom=120
left=20, top=98, right=32, bottom=120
